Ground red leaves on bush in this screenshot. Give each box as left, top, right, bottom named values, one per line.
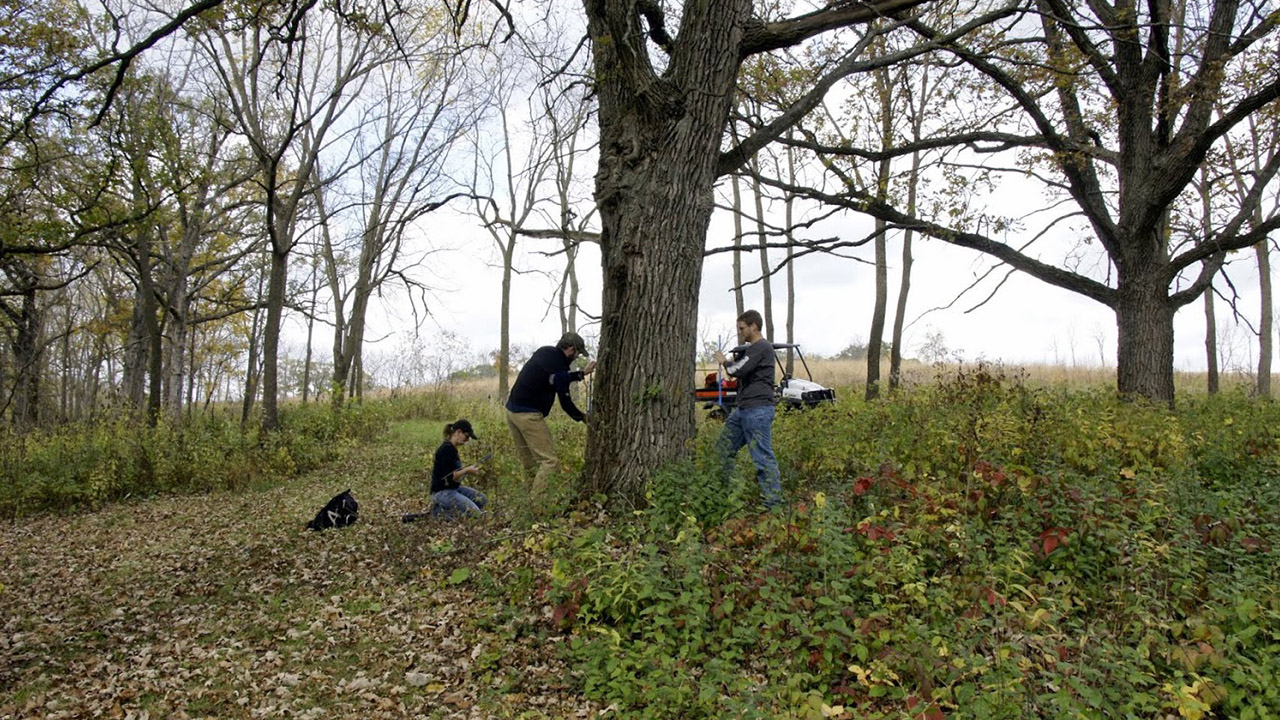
left=852, top=476, right=873, bottom=496
left=551, top=601, right=577, bottom=629
left=973, top=460, right=1006, bottom=487
left=1037, top=526, right=1071, bottom=556
left=866, top=525, right=896, bottom=542
left=849, top=520, right=896, bottom=542
left=552, top=577, right=588, bottom=630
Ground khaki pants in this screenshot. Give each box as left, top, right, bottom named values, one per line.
left=506, top=410, right=558, bottom=493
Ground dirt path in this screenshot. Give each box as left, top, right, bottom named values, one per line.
left=0, top=431, right=597, bottom=719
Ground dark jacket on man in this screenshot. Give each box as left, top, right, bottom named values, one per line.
left=506, top=346, right=587, bottom=421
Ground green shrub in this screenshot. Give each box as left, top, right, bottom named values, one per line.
left=547, top=369, right=1280, bottom=719
left=0, top=402, right=391, bottom=517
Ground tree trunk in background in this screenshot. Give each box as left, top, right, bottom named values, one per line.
left=866, top=73, right=892, bottom=401
left=0, top=332, right=7, bottom=422
left=751, top=158, right=774, bottom=340
left=353, top=349, right=364, bottom=402
left=329, top=235, right=374, bottom=410
left=161, top=203, right=202, bottom=422
left=59, top=308, right=71, bottom=421
left=498, top=240, right=514, bottom=398
left=556, top=169, right=583, bottom=344
left=145, top=290, right=163, bottom=426
left=1257, top=239, right=1272, bottom=398
left=302, top=264, right=318, bottom=404
left=890, top=141, right=922, bottom=390
left=86, top=336, right=106, bottom=418
left=122, top=289, right=149, bottom=411
left=783, top=143, right=797, bottom=378
left=241, top=269, right=266, bottom=428
left=558, top=241, right=581, bottom=335
left=165, top=288, right=191, bottom=421
left=1204, top=282, right=1219, bottom=395
left=891, top=224, right=914, bottom=389
left=10, top=284, right=42, bottom=430
left=867, top=217, right=888, bottom=400
left=186, top=330, right=197, bottom=419
left=133, top=229, right=164, bottom=426
left=260, top=197, right=291, bottom=432
left=731, top=174, right=745, bottom=318
left=319, top=190, right=351, bottom=409
left=1196, top=175, right=1219, bottom=395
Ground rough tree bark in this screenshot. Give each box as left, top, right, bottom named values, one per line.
left=5, top=282, right=42, bottom=429
left=580, top=0, right=746, bottom=501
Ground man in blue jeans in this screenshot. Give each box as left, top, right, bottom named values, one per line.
left=714, top=309, right=783, bottom=509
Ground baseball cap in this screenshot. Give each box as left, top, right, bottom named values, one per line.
left=452, top=419, right=477, bottom=439
left=560, top=331, right=589, bottom=357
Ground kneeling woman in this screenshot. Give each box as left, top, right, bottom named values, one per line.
left=431, top=419, right=488, bottom=517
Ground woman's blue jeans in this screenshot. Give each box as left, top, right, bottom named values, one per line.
left=431, top=486, right=487, bottom=518
left=717, top=405, right=782, bottom=508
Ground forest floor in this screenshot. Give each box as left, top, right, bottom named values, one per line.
left=0, top=421, right=598, bottom=720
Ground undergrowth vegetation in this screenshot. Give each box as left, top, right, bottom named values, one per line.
left=5, top=367, right=1279, bottom=718
left=0, top=402, right=391, bottom=517
left=546, top=366, right=1280, bottom=719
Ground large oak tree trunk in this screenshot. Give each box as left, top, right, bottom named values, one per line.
left=1115, top=267, right=1176, bottom=407
left=581, top=148, right=713, bottom=500
left=580, top=0, right=747, bottom=502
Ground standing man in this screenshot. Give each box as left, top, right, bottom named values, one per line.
left=506, top=331, right=596, bottom=493
left=715, top=310, right=783, bottom=510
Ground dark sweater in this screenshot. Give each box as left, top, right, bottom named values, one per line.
left=431, top=441, right=462, bottom=493
left=505, top=346, right=586, bottom=421
left=723, top=339, right=776, bottom=409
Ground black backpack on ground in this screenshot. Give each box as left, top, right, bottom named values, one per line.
left=306, top=489, right=359, bottom=531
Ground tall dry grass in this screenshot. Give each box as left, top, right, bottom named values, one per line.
left=393, top=358, right=1270, bottom=404
left=808, top=357, right=1265, bottom=396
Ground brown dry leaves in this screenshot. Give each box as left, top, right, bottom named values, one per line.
left=0, top=445, right=597, bottom=720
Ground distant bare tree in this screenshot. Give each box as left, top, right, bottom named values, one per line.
left=193, top=3, right=400, bottom=431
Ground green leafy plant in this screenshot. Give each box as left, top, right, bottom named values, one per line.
left=545, top=367, right=1280, bottom=719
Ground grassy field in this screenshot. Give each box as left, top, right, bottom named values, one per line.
left=3, top=364, right=1279, bottom=719
left=442, top=357, right=1264, bottom=402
